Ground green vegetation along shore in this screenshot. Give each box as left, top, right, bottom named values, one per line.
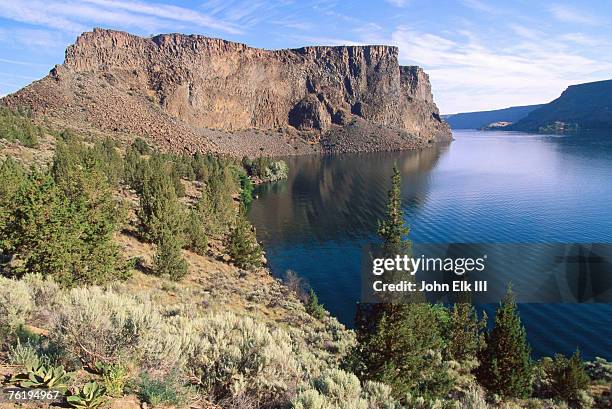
left=0, top=106, right=610, bottom=409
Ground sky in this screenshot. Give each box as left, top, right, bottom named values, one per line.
left=0, top=0, right=611, bottom=114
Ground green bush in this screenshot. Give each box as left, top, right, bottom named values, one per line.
left=137, top=373, right=185, bottom=407
left=536, top=350, right=590, bottom=402
left=0, top=276, right=33, bottom=335
left=305, top=289, right=326, bottom=320
left=8, top=338, right=48, bottom=369
left=1, top=141, right=128, bottom=286
left=50, top=287, right=166, bottom=368
left=94, top=362, right=129, bottom=398
left=242, top=156, right=288, bottom=182
left=185, top=311, right=301, bottom=404
left=292, top=369, right=403, bottom=409
left=227, top=212, right=263, bottom=270
left=585, top=357, right=612, bottom=382
left=0, top=106, right=41, bottom=147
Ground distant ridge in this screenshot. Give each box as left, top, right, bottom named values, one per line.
left=443, top=104, right=543, bottom=129
left=509, top=79, right=612, bottom=133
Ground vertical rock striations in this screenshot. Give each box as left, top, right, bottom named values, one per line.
left=3, top=28, right=450, bottom=155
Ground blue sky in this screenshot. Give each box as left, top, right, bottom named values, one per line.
left=0, top=0, right=611, bottom=114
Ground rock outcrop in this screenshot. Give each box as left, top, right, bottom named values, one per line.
left=509, top=79, right=612, bottom=133
left=2, top=28, right=450, bottom=155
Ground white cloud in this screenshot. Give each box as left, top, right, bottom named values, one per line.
left=0, top=27, right=67, bottom=50
left=0, top=0, right=243, bottom=36
left=388, top=27, right=612, bottom=113
left=0, top=58, right=50, bottom=67
left=385, top=0, right=410, bottom=7
left=461, top=0, right=498, bottom=14
left=549, top=4, right=601, bottom=26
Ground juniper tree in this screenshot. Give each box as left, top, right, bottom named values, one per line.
left=137, top=157, right=186, bottom=244
left=154, top=228, right=188, bottom=280
left=227, top=210, right=262, bottom=270
left=539, top=349, right=589, bottom=402
left=478, top=286, right=533, bottom=398
left=5, top=165, right=125, bottom=286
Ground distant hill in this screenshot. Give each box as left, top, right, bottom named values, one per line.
left=510, top=79, right=612, bottom=133
left=443, top=104, right=543, bottom=129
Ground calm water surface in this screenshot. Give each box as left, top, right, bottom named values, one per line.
left=248, top=130, right=612, bottom=359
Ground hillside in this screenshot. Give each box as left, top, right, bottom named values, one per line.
left=1, top=28, right=450, bottom=156
left=443, top=104, right=543, bottom=129
left=510, top=79, right=612, bottom=133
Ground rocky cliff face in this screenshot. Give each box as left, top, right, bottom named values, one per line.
left=3, top=28, right=450, bottom=155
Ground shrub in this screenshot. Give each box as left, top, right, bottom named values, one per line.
left=94, top=363, right=129, bottom=398
left=185, top=311, right=301, bottom=405
left=0, top=106, right=41, bottom=147
left=227, top=212, right=263, bottom=270
left=50, top=287, right=165, bottom=368
left=292, top=369, right=404, bottom=409
left=585, top=357, right=612, bottom=382
left=305, top=289, right=326, bottom=320
left=0, top=276, right=33, bottom=335
left=537, top=350, right=590, bottom=402
left=137, top=372, right=185, bottom=407
left=458, top=386, right=489, bottom=409
left=8, top=339, right=48, bottom=369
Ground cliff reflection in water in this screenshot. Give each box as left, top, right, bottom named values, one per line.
left=249, top=144, right=449, bottom=245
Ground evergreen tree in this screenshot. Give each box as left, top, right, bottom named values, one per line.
left=227, top=210, right=262, bottom=270
left=154, top=228, right=188, bottom=280
left=0, top=158, right=27, bottom=253
left=137, top=157, right=186, bottom=244
left=447, top=302, right=487, bottom=362
left=305, top=288, right=326, bottom=319
left=478, top=286, right=533, bottom=398
left=5, top=165, right=125, bottom=286
left=539, top=349, right=589, bottom=402
left=353, top=166, right=450, bottom=399
left=378, top=166, right=409, bottom=247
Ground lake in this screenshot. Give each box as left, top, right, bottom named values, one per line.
left=247, top=129, right=612, bottom=359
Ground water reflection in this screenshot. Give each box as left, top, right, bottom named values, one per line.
left=248, top=130, right=612, bottom=359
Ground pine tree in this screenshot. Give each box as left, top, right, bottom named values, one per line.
left=227, top=210, right=262, bottom=270
left=378, top=166, right=409, bottom=247
left=447, top=302, right=487, bottom=362
left=478, top=286, right=533, bottom=398
left=353, top=166, right=450, bottom=399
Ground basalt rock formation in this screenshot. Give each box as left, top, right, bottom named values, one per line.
left=2, top=28, right=450, bottom=155
left=509, top=79, right=612, bottom=133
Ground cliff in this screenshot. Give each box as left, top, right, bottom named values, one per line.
left=2, top=28, right=450, bottom=155
left=510, top=79, right=612, bottom=133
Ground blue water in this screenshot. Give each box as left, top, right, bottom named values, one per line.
left=248, top=130, right=612, bottom=359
